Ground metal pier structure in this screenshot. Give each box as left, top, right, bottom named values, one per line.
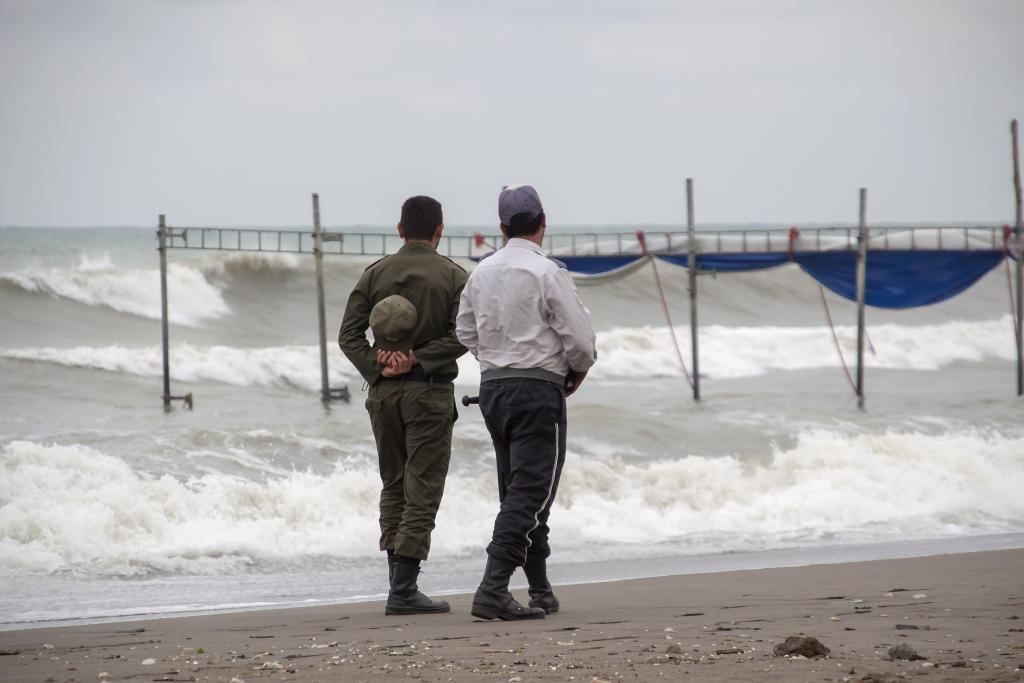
left=156, top=212, right=1020, bottom=413
left=155, top=121, right=1022, bottom=411
left=158, top=220, right=1009, bottom=260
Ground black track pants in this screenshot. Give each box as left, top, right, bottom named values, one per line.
left=479, top=378, right=567, bottom=566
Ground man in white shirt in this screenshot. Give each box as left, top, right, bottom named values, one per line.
left=456, top=184, right=597, bottom=620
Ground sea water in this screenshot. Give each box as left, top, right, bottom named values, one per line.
left=1, top=226, right=1022, bottom=630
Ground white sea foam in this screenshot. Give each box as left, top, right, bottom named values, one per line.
left=0, top=344, right=360, bottom=391
left=197, top=251, right=305, bottom=278
left=0, top=253, right=229, bottom=325
left=2, top=430, right=1021, bottom=576
left=0, top=316, right=1013, bottom=389
left=592, top=316, right=1015, bottom=379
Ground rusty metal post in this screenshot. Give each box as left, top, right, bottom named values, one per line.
left=312, top=193, right=331, bottom=403
left=1011, top=120, right=1023, bottom=396
left=687, top=178, right=700, bottom=401
left=158, top=214, right=171, bottom=411
left=856, top=189, right=868, bottom=410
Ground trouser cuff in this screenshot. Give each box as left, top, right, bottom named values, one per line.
left=486, top=543, right=525, bottom=567
left=525, top=546, right=551, bottom=561
left=394, top=539, right=429, bottom=562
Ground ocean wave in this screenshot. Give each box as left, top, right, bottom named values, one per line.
left=0, top=253, right=229, bottom=326
left=2, top=429, right=1021, bottom=576
left=196, top=251, right=306, bottom=278
left=0, top=344, right=360, bottom=391
left=593, top=316, right=1015, bottom=379
left=0, top=316, right=1013, bottom=390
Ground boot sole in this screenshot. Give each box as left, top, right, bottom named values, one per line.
left=529, top=600, right=559, bottom=614
left=471, top=603, right=545, bottom=621
left=385, top=605, right=451, bottom=616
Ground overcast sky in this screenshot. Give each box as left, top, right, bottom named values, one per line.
left=2, top=0, right=1023, bottom=227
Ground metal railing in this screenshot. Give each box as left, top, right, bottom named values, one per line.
left=163, top=225, right=1007, bottom=259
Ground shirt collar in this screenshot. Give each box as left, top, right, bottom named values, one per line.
left=399, top=241, right=436, bottom=253
left=506, top=237, right=545, bottom=255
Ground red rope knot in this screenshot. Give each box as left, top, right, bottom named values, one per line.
left=473, top=232, right=487, bottom=248
left=787, top=227, right=801, bottom=261
left=1003, top=225, right=1013, bottom=256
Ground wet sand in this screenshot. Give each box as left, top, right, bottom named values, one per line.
left=2, top=548, right=1022, bottom=682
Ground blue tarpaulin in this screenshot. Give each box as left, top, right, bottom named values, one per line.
left=793, top=250, right=1005, bottom=308
left=557, top=255, right=643, bottom=275
left=666, top=253, right=793, bottom=272
left=477, top=248, right=1005, bottom=309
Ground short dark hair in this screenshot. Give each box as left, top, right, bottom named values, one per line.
left=400, top=196, right=443, bottom=240
left=504, top=211, right=544, bottom=238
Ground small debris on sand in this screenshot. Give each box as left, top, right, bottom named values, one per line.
left=253, top=660, right=284, bottom=670
left=895, top=623, right=935, bottom=631
left=887, top=643, right=926, bottom=661
left=773, top=636, right=830, bottom=658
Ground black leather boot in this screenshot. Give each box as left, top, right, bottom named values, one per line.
left=385, top=556, right=450, bottom=615
left=523, top=555, right=560, bottom=614
left=471, top=556, right=546, bottom=620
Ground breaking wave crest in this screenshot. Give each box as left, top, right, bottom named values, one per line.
left=2, top=430, right=1021, bottom=576
left=0, top=344, right=359, bottom=391
left=0, top=316, right=1013, bottom=390
left=196, top=252, right=307, bottom=278
left=0, top=253, right=229, bottom=326
left=594, top=316, right=1014, bottom=379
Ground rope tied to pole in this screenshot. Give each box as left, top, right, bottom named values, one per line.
left=818, top=284, right=858, bottom=395
left=636, top=230, right=694, bottom=389
left=798, top=224, right=863, bottom=394
left=1003, top=225, right=1021, bottom=350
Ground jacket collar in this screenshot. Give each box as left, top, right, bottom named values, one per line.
left=399, top=240, right=436, bottom=253
left=507, top=237, right=544, bottom=254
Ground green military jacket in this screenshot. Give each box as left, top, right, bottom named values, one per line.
left=338, top=241, right=469, bottom=385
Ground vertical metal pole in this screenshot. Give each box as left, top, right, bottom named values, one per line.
left=856, top=189, right=868, bottom=410
left=687, top=178, right=700, bottom=401
left=158, top=214, right=171, bottom=411
left=1011, top=119, right=1023, bottom=396
left=312, top=193, right=331, bottom=402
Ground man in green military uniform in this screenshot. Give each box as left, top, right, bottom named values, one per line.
left=338, top=195, right=468, bottom=615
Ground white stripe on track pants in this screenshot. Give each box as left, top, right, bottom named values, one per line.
left=479, top=377, right=567, bottom=566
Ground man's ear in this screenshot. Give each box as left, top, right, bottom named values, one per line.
left=397, top=222, right=406, bottom=239
left=499, top=224, right=509, bottom=239
left=540, top=212, right=547, bottom=229
left=431, top=223, right=444, bottom=246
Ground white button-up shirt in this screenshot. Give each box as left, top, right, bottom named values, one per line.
left=456, top=238, right=597, bottom=376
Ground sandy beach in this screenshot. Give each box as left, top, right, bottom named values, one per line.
left=1, top=548, right=1021, bottom=682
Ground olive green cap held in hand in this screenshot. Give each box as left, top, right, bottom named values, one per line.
left=370, top=294, right=418, bottom=351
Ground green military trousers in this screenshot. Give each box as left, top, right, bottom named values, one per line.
left=365, top=379, right=455, bottom=561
